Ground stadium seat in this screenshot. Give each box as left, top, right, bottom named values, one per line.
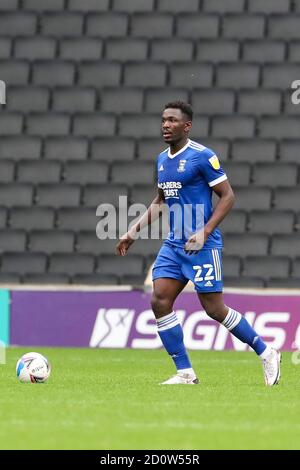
left=267, top=278, right=300, bottom=288
left=72, top=274, right=119, bottom=285
left=59, top=38, right=103, bottom=61
left=201, top=139, right=230, bottom=161
left=288, top=41, right=300, bottom=61
left=96, top=254, right=144, bottom=276
left=52, top=88, right=96, bottom=113
left=222, top=256, right=241, bottom=277
left=100, top=88, right=144, bottom=114
left=222, top=14, right=265, bottom=38
left=26, top=114, right=70, bottom=136
left=119, top=274, right=146, bottom=285
left=35, top=184, right=81, bottom=207
left=177, top=14, right=220, bottom=39
left=252, top=163, right=297, bottom=187
left=279, top=140, right=300, bottom=163
left=73, top=113, right=116, bottom=137
left=0, top=61, right=29, bottom=85
left=158, top=0, right=199, bottom=12
left=23, top=0, right=65, bottom=9
left=212, top=116, right=255, bottom=138
left=130, top=238, right=163, bottom=256
left=119, top=114, right=159, bottom=138
left=273, top=188, right=300, bottom=211
left=29, top=231, right=75, bottom=254
left=0, top=113, right=23, bottom=135
left=0, top=184, right=33, bottom=207
left=243, top=256, right=290, bottom=280
left=233, top=187, right=272, bottom=210
left=191, top=89, right=235, bottom=115
left=8, top=87, right=49, bottom=113
left=0, top=273, right=21, bottom=283
left=249, top=210, right=295, bottom=234
left=40, top=13, right=83, bottom=37
left=111, top=161, right=154, bottom=185
left=63, top=161, right=109, bottom=184
left=231, top=139, right=277, bottom=162
left=24, top=273, right=70, bottom=284
left=0, top=38, right=11, bottom=58
left=17, top=160, right=61, bottom=183
left=0, top=137, right=41, bottom=161
left=57, top=207, right=97, bottom=231
left=169, top=63, right=213, bottom=88
left=269, top=15, right=300, bottom=39
left=292, top=258, right=300, bottom=278
left=219, top=210, right=247, bottom=234
left=131, top=13, right=174, bottom=38
left=259, top=117, right=300, bottom=139
left=271, top=234, right=300, bottom=257
left=0, top=161, right=14, bottom=182
left=238, top=90, right=281, bottom=115
left=263, top=64, right=300, bottom=89
left=0, top=0, right=18, bottom=9
left=9, top=207, right=55, bottom=230
left=69, top=0, right=109, bottom=11
left=242, top=40, right=285, bottom=63
left=83, top=184, right=128, bottom=207
left=224, top=276, right=265, bottom=287
left=188, top=116, right=209, bottom=138
left=32, top=61, right=75, bottom=86
left=283, top=91, right=300, bottom=115
left=78, top=62, right=122, bottom=88
left=137, top=139, right=166, bottom=161
left=14, top=37, right=57, bottom=60
left=76, top=233, right=117, bottom=255
left=44, top=137, right=88, bottom=161
left=203, top=0, right=246, bottom=12
left=1, top=252, right=47, bottom=274
left=223, top=233, right=269, bottom=256
left=151, top=39, right=194, bottom=62
left=130, top=185, right=157, bottom=206
left=222, top=162, right=251, bottom=185
left=91, top=138, right=135, bottom=161
left=0, top=12, right=37, bottom=36
left=123, top=63, right=167, bottom=88
left=105, top=38, right=148, bottom=62
left=113, top=0, right=155, bottom=11
left=49, top=253, right=94, bottom=275
left=0, top=208, right=7, bottom=229
left=196, top=40, right=239, bottom=63
left=216, top=63, right=260, bottom=88
left=86, top=13, right=128, bottom=37
left=145, top=89, right=189, bottom=113
left=0, top=230, right=26, bottom=253
left=248, top=0, right=291, bottom=13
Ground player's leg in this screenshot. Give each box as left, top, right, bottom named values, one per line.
left=152, top=278, right=198, bottom=384
left=197, top=291, right=281, bottom=386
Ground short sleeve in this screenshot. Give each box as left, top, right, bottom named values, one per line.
left=197, top=148, right=227, bottom=187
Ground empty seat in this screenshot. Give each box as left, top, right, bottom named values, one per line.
left=196, top=40, right=239, bottom=62
left=283, top=91, right=300, bottom=115
left=248, top=0, right=291, bottom=13
left=269, top=15, right=300, bottom=40
left=35, top=184, right=81, bottom=207
left=57, top=207, right=97, bottom=230
left=105, top=38, right=148, bottom=62
left=119, top=114, right=159, bottom=138
left=26, top=114, right=70, bottom=136
left=100, top=88, right=143, bottom=114
left=111, top=161, right=154, bottom=185
left=0, top=0, right=18, bottom=9
left=212, top=116, right=255, bottom=138
left=292, top=258, right=300, bottom=278
left=233, top=187, right=271, bottom=210
left=243, top=256, right=290, bottom=280
left=0, top=113, right=23, bottom=135
left=200, top=139, right=230, bottom=161
left=0, top=208, right=7, bottom=228
left=1, top=253, right=46, bottom=274
left=263, top=64, right=300, bottom=89
left=145, top=89, right=189, bottom=113
left=222, top=162, right=251, bottom=185
left=0, top=12, right=37, bottom=36
left=0, top=137, right=41, bottom=161
left=9, top=207, right=55, bottom=230
left=177, top=14, right=219, bottom=38
left=86, top=13, right=128, bottom=37
left=44, top=137, right=88, bottom=161
left=223, top=233, right=269, bottom=256
left=130, top=185, right=157, bottom=206
left=24, top=273, right=70, bottom=284
left=83, top=184, right=128, bottom=206
left=243, top=40, right=285, bottom=63
left=0, top=184, right=33, bottom=206
left=279, top=141, right=300, bottom=163
left=113, top=0, right=154, bottom=11
left=76, top=233, right=117, bottom=255
left=0, top=273, right=20, bottom=283
left=14, top=37, right=57, bottom=60
left=41, top=13, right=83, bottom=36
left=151, top=39, right=193, bottom=62
left=131, top=13, right=173, bottom=37
left=78, top=62, right=121, bottom=88
left=60, top=38, right=103, bottom=61
left=52, top=88, right=96, bottom=113
left=273, top=188, right=300, bottom=211
left=49, top=254, right=94, bottom=275
left=63, top=161, right=109, bottom=184
left=231, top=139, right=276, bottom=162
left=191, top=89, right=235, bottom=115
left=73, top=113, right=116, bottom=137
left=32, top=61, right=75, bottom=86
left=91, top=138, right=135, bottom=161
left=96, top=254, right=144, bottom=276
left=187, top=116, right=209, bottom=138
left=224, top=276, right=265, bottom=288
left=238, top=90, right=281, bottom=115
left=158, top=0, right=199, bottom=11
left=222, top=14, right=265, bottom=38
left=259, top=117, right=300, bottom=139
left=217, top=63, right=259, bottom=88
left=130, top=239, right=163, bottom=257
left=17, top=160, right=61, bottom=183
left=267, top=278, right=300, bottom=288
left=123, top=63, right=167, bottom=88
left=222, top=256, right=241, bottom=278
left=249, top=210, right=295, bottom=234
left=203, top=0, right=245, bottom=12
left=7, top=87, right=49, bottom=113
left=170, top=63, right=213, bottom=88
left=0, top=38, right=12, bottom=58
left=252, top=163, right=297, bottom=187
left=69, top=0, right=109, bottom=10
left=72, top=274, right=118, bottom=285
left=119, top=274, right=146, bottom=285
left=271, top=235, right=300, bottom=257
left=0, top=161, right=14, bottom=182
left=29, top=231, right=75, bottom=254
left=23, top=0, right=65, bottom=9
left=0, top=230, right=26, bottom=253
left=289, top=41, right=300, bottom=62
left=137, top=139, right=166, bottom=161
left=0, top=60, right=29, bottom=85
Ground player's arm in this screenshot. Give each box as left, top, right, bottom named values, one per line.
left=116, top=188, right=165, bottom=256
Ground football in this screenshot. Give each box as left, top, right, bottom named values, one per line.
left=16, top=352, right=51, bottom=384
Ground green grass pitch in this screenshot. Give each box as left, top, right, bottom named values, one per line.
left=0, top=347, right=299, bottom=450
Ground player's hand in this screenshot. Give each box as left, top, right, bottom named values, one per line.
left=184, top=228, right=209, bottom=255
left=115, top=231, right=135, bottom=256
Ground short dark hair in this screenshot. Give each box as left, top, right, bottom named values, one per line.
left=164, top=101, right=193, bottom=121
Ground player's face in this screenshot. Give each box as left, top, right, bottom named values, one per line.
left=161, top=108, right=191, bottom=144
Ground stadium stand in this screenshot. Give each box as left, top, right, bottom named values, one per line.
left=0, top=0, right=298, bottom=287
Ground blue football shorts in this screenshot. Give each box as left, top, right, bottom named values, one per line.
left=152, top=240, right=223, bottom=293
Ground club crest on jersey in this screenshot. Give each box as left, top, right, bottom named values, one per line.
left=177, top=159, right=186, bottom=172
left=209, top=155, right=220, bottom=170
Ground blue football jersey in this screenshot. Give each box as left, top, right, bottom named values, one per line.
left=157, top=139, right=227, bottom=249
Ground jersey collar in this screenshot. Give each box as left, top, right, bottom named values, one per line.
left=167, top=139, right=190, bottom=159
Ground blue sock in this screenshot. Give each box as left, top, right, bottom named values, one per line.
left=222, top=308, right=267, bottom=356
left=157, top=311, right=192, bottom=371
